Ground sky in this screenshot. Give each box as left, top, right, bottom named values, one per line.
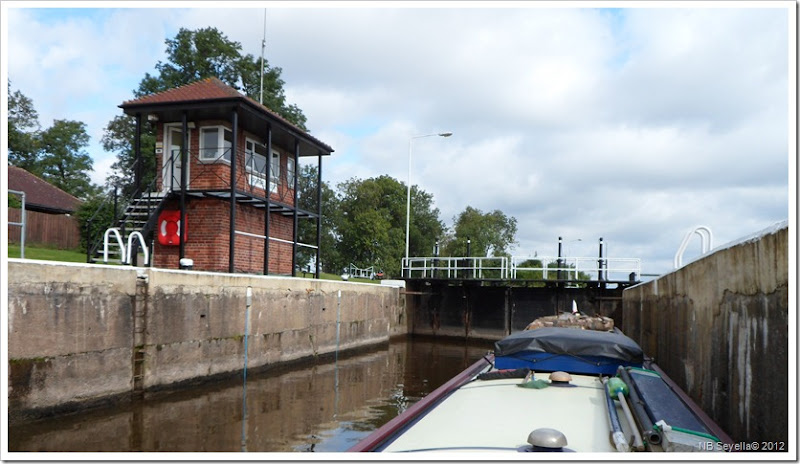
left=2, top=1, right=795, bottom=277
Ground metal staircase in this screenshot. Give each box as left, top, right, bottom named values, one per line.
left=87, top=191, right=167, bottom=265
left=119, top=192, right=165, bottom=237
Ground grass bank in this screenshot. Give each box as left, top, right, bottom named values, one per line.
left=8, top=245, right=86, bottom=262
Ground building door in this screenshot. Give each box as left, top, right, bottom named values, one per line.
left=163, top=125, right=190, bottom=192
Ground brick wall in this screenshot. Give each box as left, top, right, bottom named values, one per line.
left=155, top=120, right=297, bottom=205
left=153, top=197, right=295, bottom=274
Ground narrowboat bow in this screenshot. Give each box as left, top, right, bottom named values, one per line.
left=349, top=324, right=732, bottom=453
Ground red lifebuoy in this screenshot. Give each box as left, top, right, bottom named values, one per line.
left=158, top=210, right=184, bottom=246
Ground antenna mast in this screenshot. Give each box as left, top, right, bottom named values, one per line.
left=259, top=9, right=266, bottom=105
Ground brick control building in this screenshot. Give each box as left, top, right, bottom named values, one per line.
left=119, top=78, right=333, bottom=275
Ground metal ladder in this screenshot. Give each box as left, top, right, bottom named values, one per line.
left=102, top=228, right=150, bottom=266
left=673, top=226, right=713, bottom=269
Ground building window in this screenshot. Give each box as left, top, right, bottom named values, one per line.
left=199, top=126, right=232, bottom=162
left=287, top=156, right=295, bottom=188
left=271, top=151, right=281, bottom=186
left=245, top=139, right=268, bottom=176
left=245, top=138, right=268, bottom=190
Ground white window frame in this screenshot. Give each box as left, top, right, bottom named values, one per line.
left=287, top=155, right=296, bottom=188
left=245, top=138, right=272, bottom=191
left=199, top=125, right=233, bottom=163
left=270, top=150, right=281, bottom=189
left=162, top=123, right=191, bottom=193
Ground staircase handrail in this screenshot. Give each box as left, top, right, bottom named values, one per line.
left=86, top=157, right=161, bottom=262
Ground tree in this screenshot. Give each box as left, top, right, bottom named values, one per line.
left=296, top=164, right=340, bottom=274
left=39, top=120, right=96, bottom=199
left=8, top=82, right=42, bottom=174
left=443, top=206, right=518, bottom=258
left=101, top=114, right=157, bottom=197
left=75, top=192, right=118, bottom=254
left=103, top=26, right=308, bottom=196
left=335, top=175, right=444, bottom=278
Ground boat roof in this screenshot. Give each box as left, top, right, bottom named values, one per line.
left=381, top=373, right=631, bottom=453
left=494, top=327, right=644, bottom=364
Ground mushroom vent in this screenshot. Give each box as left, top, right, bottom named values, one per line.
left=519, top=428, right=574, bottom=452
left=548, top=371, right=575, bottom=387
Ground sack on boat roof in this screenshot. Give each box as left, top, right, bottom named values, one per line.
left=524, top=313, right=614, bottom=331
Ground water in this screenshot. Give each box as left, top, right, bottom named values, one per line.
left=8, top=335, right=493, bottom=453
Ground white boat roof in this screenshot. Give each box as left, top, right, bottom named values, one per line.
left=382, top=373, right=632, bottom=453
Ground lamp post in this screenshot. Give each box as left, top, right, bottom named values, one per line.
left=404, top=132, right=452, bottom=276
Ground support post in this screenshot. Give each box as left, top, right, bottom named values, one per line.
left=557, top=236, right=563, bottom=282
left=291, top=139, right=300, bottom=277
left=264, top=125, right=272, bottom=275
left=131, top=114, right=142, bottom=263
left=466, top=237, right=471, bottom=279
left=598, top=237, right=606, bottom=288
left=316, top=153, right=323, bottom=279
left=134, top=112, right=142, bottom=196
left=229, top=109, right=239, bottom=273
left=179, top=113, right=188, bottom=262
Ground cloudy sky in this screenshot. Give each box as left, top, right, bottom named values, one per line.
left=3, top=1, right=794, bottom=277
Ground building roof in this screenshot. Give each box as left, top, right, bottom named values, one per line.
left=8, top=166, right=81, bottom=214
left=121, top=77, right=243, bottom=106
left=120, top=77, right=333, bottom=155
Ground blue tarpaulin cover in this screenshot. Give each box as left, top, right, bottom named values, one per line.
left=494, top=327, right=644, bottom=364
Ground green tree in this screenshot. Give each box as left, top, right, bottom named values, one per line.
left=335, top=175, right=444, bottom=278
left=101, top=114, right=157, bottom=197
left=104, top=26, right=308, bottom=197
left=443, top=206, right=518, bottom=258
left=39, top=119, right=97, bottom=200
left=514, top=258, right=591, bottom=282
left=296, top=164, right=340, bottom=274
left=514, top=257, right=545, bottom=280
left=8, top=82, right=42, bottom=174
left=75, top=192, right=118, bottom=254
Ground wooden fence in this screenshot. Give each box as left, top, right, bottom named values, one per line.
left=8, top=208, right=81, bottom=250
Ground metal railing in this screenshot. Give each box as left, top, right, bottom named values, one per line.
left=403, top=256, right=508, bottom=279
left=674, top=226, right=713, bottom=269
left=348, top=263, right=375, bottom=280
left=163, top=147, right=298, bottom=205
left=510, top=256, right=641, bottom=281
left=401, top=255, right=641, bottom=281
left=8, top=190, right=26, bottom=258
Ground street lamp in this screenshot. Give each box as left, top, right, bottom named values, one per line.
left=404, top=132, right=453, bottom=273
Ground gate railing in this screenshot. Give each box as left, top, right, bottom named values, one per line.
left=402, top=255, right=640, bottom=281
left=402, top=256, right=508, bottom=279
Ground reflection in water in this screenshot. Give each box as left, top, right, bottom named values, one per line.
left=8, top=335, right=492, bottom=452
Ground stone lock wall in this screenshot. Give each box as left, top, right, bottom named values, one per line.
left=622, top=222, right=788, bottom=443
left=7, top=260, right=405, bottom=420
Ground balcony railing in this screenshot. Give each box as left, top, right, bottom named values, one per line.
left=162, top=147, right=301, bottom=205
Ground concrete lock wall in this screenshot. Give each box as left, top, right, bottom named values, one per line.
left=622, top=222, right=788, bottom=443
left=7, top=260, right=405, bottom=420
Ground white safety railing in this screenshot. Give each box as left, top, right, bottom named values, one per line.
left=348, top=263, right=375, bottom=280
left=9, top=189, right=26, bottom=259
left=674, top=225, right=713, bottom=269
left=510, top=256, right=641, bottom=281
left=401, top=255, right=640, bottom=281
left=103, top=227, right=150, bottom=266
left=402, top=256, right=508, bottom=279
